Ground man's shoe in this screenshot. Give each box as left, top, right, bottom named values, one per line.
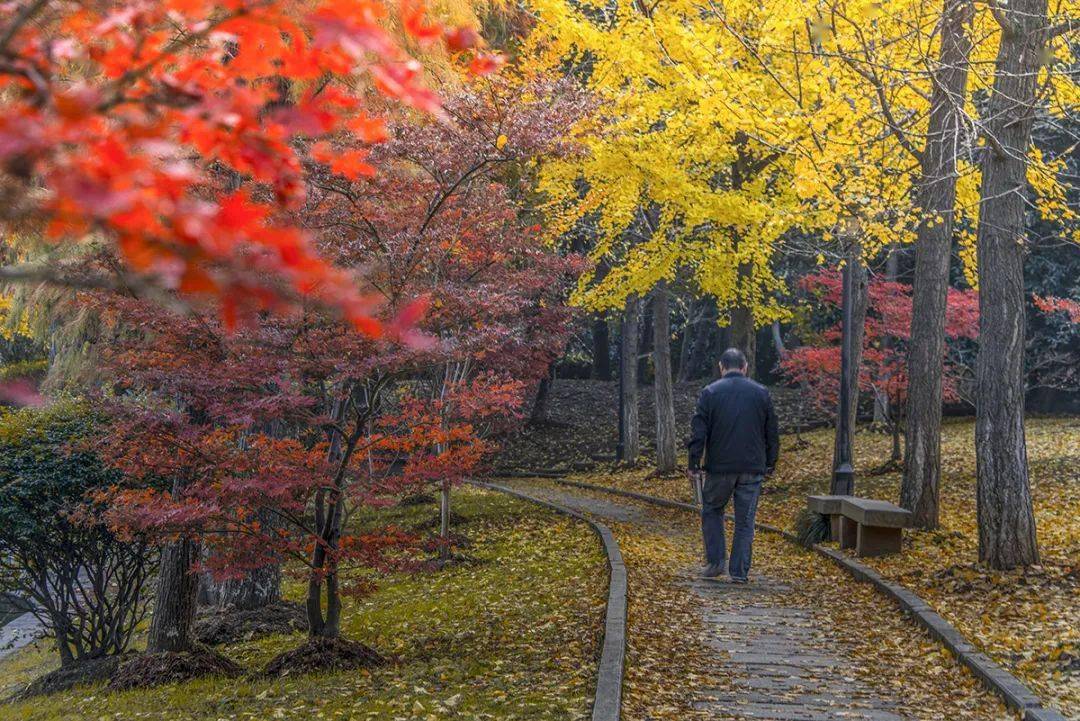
left=701, top=564, right=725, bottom=579
left=729, top=576, right=749, bottom=584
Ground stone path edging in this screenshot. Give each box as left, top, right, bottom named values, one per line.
left=538, top=476, right=1067, bottom=721
left=470, top=480, right=626, bottom=721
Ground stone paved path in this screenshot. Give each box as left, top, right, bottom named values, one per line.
left=504, top=480, right=915, bottom=721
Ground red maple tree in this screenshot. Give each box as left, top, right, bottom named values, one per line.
left=90, top=78, right=585, bottom=668
left=0, top=0, right=499, bottom=333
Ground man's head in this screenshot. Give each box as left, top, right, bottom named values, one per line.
left=719, top=347, right=748, bottom=376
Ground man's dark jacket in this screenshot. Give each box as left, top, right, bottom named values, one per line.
left=687, top=372, right=779, bottom=475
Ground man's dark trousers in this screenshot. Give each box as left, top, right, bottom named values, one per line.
left=701, top=472, right=763, bottom=580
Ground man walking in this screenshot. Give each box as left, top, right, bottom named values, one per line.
left=687, top=348, right=779, bottom=582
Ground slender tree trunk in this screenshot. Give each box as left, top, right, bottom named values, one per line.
left=874, top=248, right=901, bottom=428
left=891, top=410, right=902, bottom=463
left=308, top=400, right=346, bottom=638
left=620, top=296, right=641, bottom=464
left=638, top=296, right=653, bottom=383
left=308, top=492, right=344, bottom=637
left=832, top=249, right=869, bottom=477
left=652, top=282, right=677, bottom=473
left=683, top=297, right=718, bottom=381
left=677, top=297, right=705, bottom=381
left=901, top=0, right=974, bottom=530
left=439, top=478, right=451, bottom=562
left=530, top=373, right=552, bottom=424
left=770, top=320, right=786, bottom=357
left=973, top=0, right=1046, bottom=569
left=592, top=316, right=611, bottom=381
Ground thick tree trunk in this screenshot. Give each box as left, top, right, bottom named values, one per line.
left=199, top=507, right=283, bottom=610
left=199, top=564, right=282, bottom=611
left=620, top=296, right=641, bottom=464
left=147, top=475, right=198, bottom=653
left=729, top=272, right=756, bottom=377
left=973, top=0, right=1045, bottom=570
left=901, top=0, right=974, bottom=530
left=652, top=282, right=677, bottom=473
left=146, top=537, right=199, bottom=653
left=832, top=250, right=868, bottom=478
left=592, top=316, right=611, bottom=381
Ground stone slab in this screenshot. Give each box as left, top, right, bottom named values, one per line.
left=840, top=498, right=913, bottom=528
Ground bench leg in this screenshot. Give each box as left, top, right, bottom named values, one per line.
left=839, top=516, right=858, bottom=550
left=856, top=525, right=902, bottom=557
left=829, top=514, right=842, bottom=542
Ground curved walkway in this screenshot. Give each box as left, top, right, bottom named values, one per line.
left=502, top=478, right=1010, bottom=721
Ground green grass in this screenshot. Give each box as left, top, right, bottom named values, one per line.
left=0, top=487, right=607, bottom=720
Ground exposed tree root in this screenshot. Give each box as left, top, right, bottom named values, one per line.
left=108, top=647, right=242, bottom=691
left=262, top=636, right=387, bottom=677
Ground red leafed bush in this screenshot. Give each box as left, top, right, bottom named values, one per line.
left=781, top=270, right=981, bottom=420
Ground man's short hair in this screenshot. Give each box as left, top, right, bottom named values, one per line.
left=719, top=347, right=748, bottom=371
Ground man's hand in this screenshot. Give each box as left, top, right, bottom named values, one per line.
left=686, top=467, right=703, bottom=483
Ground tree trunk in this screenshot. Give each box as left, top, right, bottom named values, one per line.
left=637, top=296, right=653, bottom=383
left=891, top=411, right=902, bottom=463
left=729, top=271, right=756, bottom=377
left=770, top=320, right=786, bottom=357
left=652, top=282, right=677, bottom=473
left=874, top=248, right=901, bottom=428
left=973, top=0, right=1045, bottom=570
left=307, top=493, right=343, bottom=638
left=620, top=296, right=641, bottom=464
left=530, top=373, right=552, bottom=424
left=677, top=297, right=704, bottom=381
left=682, top=297, right=718, bottom=381
left=146, top=538, right=199, bottom=653
left=146, top=475, right=198, bottom=653
left=439, top=478, right=452, bottom=563
left=199, top=564, right=281, bottom=611
left=901, top=0, right=974, bottom=530
left=199, top=506, right=282, bottom=610
left=592, top=316, right=611, bottom=381
left=832, top=250, right=868, bottom=478
left=308, top=400, right=346, bottom=638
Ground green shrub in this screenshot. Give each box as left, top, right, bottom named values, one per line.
left=0, top=402, right=155, bottom=666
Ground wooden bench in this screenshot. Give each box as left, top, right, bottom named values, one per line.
left=806, top=494, right=846, bottom=541
left=838, top=497, right=912, bottom=557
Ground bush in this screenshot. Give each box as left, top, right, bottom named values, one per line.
left=793, top=508, right=831, bottom=548
left=0, top=402, right=155, bottom=666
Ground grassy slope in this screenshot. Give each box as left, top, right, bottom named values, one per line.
left=583, top=416, right=1080, bottom=718
left=0, top=487, right=606, bottom=721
